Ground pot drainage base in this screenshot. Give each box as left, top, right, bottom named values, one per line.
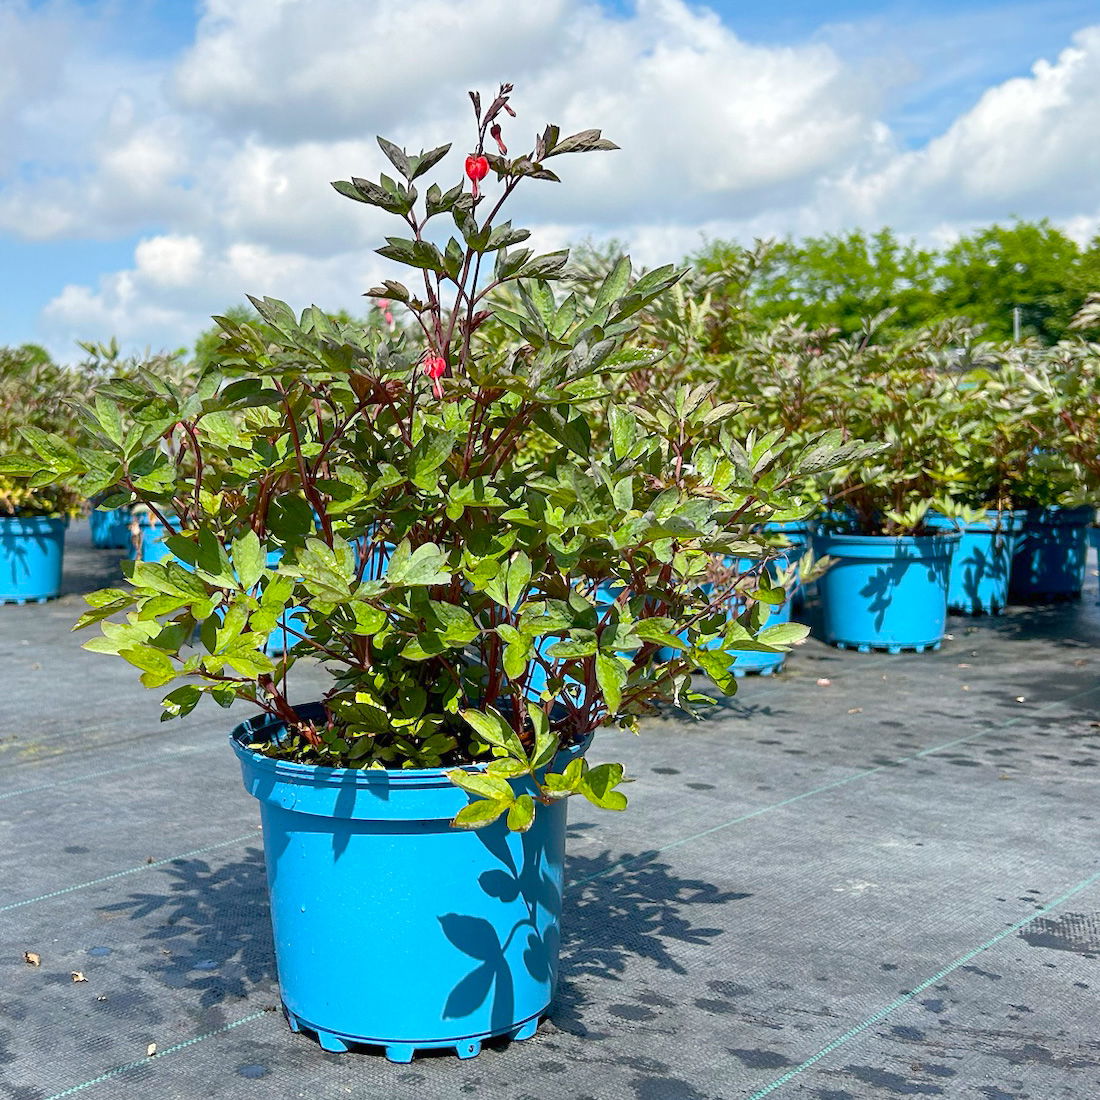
left=0, top=595, right=55, bottom=605
left=1009, top=591, right=1082, bottom=604
left=285, top=1006, right=540, bottom=1062
left=832, top=640, right=941, bottom=655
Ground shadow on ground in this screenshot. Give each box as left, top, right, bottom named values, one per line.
left=99, top=846, right=742, bottom=1043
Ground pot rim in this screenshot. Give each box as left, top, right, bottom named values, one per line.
left=230, top=703, right=590, bottom=788
left=812, top=530, right=961, bottom=546
left=0, top=514, right=69, bottom=529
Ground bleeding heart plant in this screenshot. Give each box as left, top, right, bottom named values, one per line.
left=12, top=84, right=863, bottom=830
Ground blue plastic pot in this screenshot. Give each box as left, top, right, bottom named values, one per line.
left=0, top=516, right=67, bottom=604
left=127, top=514, right=177, bottom=563
left=1009, top=506, right=1094, bottom=602
left=811, top=531, right=960, bottom=653
left=1091, top=527, right=1100, bottom=601
left=762, top=519, right=809, bottom=608
left=231, top=705, right=585, bottom=1061
left=88, top=506, right=132, bottom=549
left=925, top=510, right=1026, bottom=614
left=726, top=548, right=798, bottom=676
left=762, top=519, right=810, bottom=551
left=654, top=549, right=798, bottom=676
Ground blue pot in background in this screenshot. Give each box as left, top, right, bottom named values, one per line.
left=925, top=510, right=1026, bottom=614
left=0, top=516, right=67, bottom=603
left=1009, top=505, right=1094, bottom=602
left=1091, top=527, right=1100, bottom=602
left=126, top=513, right=177, bottom=563
left=762, top=519, right=810, bottom=609
left=88, top=506, right=132, bottom=549
left=231, top=705, right=585, bottom=1062
left=653, top=548, right=799, bottom=676
left=811, top=531, right=960, bottom=653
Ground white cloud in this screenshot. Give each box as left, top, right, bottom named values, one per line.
left=830, top=26, right=1100, bottom=230
left=2, top=0, right=1099, bottom=358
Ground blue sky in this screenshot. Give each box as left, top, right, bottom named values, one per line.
left=2, top=0, right=1099, bottom=358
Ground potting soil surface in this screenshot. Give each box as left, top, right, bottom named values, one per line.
left=2, top=520, right=1100, bottom=1099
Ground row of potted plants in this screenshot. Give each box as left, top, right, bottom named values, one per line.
left=620, top=289, right=1100, bottom=652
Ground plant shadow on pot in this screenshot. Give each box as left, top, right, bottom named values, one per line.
left=99, top=840, right=743, bottom=1054
left=856, top=553, right=936, bottom=634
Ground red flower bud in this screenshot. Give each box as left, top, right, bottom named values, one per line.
left=422, top=354, right=447, bottom=398
left=465, top=155, right=489, bottom=182
left=465, top=153, right=490, bottom=199
left=490, top=124, right=507, bottom=155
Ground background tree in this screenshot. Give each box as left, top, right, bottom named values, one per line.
left=932, top=219, right=1084, bottom=343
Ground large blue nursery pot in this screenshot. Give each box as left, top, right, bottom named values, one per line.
left=0, top=516, right=67, bottom=603
left=88, top=506, right=132, bottom=549
left=811, top=531, right=960, bottom=653
left=1009, top=506, right=1094, bottom=602
left=231, top=704, right=585, bottom=1062
left=925, top=510, right=1026, bottom=614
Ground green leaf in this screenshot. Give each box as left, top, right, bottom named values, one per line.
left=231, top=530, right=265, bottom=590
left=579, top=762, right=628, bottom=811
left=547, top=632, right=598, bottom=659
left=459, top=707, right=527, bottom=760
left=528, top=705, right=558, bottom=770
left=596, top=652, right=626, bottom=713
left=93, top=395, right=125, bottom=446
left=756, top=621, right=810, bottom=648
left=503, top=639, right=531, bottom=680
left=409, top=142, right=451, bottom=180
left=452, top=800, right=510, bottom=829
left=447, top=769, right=516, bottom=802
left=429, top=601, right=479, bottom=646
left=385, top=541, right=451, bottom=587
left=377, top=136, right=410, bottom=178
left=507, top=794, right=536, bottom=832
left=410, top=431, right=456, bottom=489
left=119, top=644, right=175, bottom=680
left=486, top=758, right=529, bottom=779
left=376, top=237, right=445, bottom=273
left=519, top=251, right=570, bottom=280
left=504, top=551, right=532, bottom=606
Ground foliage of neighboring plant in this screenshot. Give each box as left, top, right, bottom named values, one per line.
left=718, top=315, right=983, bottom=535
left=9, top=87, right=867, bottom=831
left=0, top=345, right=91, bottom=518
left=1017, top=299, right=1100, bottom=507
